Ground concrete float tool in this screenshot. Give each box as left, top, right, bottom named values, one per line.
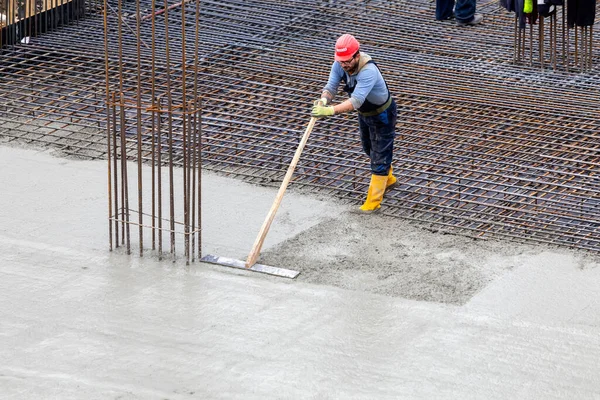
left=201, top=115, right=319, bottom=279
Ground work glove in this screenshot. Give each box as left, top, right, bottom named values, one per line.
left=313, top=97, right=328, bottom=107
left=311, top=104, right=334, bottom=118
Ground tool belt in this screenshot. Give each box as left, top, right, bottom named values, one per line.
left=358, top=96, right=392, bottom=117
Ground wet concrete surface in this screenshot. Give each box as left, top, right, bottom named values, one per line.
left=1, top=145, right=600, bottom=399
left=262, top=213, right=528, bottom=304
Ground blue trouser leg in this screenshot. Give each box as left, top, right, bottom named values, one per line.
left=358, top=100, right=397, bottom=176
left=359, top=116, right=371, bottom=158
left=455, top=0, right=476, bottom=22
left=436, top=0, right=455, bottom=20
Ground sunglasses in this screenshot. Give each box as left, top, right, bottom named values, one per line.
left=340, top=52, right=359, bottom=65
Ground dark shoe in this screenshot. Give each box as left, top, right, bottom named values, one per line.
left=457, top=13, right=483, bottom=26
left=538, top=4, right=556, bottom=17
left=436, top=13, right=455, bottom=21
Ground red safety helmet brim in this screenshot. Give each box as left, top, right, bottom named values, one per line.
left=335, top=52, right=356, bottom=62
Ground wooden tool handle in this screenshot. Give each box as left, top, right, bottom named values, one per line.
left=245, top=117, right=318, bottom=268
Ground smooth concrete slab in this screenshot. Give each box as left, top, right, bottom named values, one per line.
left=1, top=145, right=600, bottom=399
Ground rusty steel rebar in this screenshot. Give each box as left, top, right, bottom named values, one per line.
left=1, top=0, right=599, bottom=254
left=101, top=0, right=202, bottom=262
left=512, top=4, right=593, bottom=73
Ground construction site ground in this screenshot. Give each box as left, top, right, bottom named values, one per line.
left=2, top=0, right=600, bottom=397
left=2, top=144, right=600, bottom=399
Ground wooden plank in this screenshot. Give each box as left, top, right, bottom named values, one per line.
left=245, top=117, right=317, bottom=268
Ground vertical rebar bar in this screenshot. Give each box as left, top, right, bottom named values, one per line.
left=157, top=96, right=163, bottom=259
left=103, top=0, right=112, bottom=251
left=539, top=17, right=544, bottom=70
left=135, top=0, right=143, bottom=257
left=552, top=10, right=557, bottom=70
left=120, top=92, right=131, bottom=254
left=574, top=26, right=578, bottom=70
left=112, top=91, right=119, bottom=247
left=589, top=25, right=593, bottom=71
left=529, top=23, right=533, bottom=66
left=150, top=0, right=157, bottom=251
left=192, top=0, right=201, bottom=261
left=566, top=16, right=569, bottom=72
left=8, top=0, right=12, bottom=48
left=23, top=0, right=28, bottom=41
left=163, top=0, right=175, bottom=259
left=513, top=14, right=518, bottom=63
left=180, top=0, right=189, bottom=264
left=117, top=0, right=125, bottom=246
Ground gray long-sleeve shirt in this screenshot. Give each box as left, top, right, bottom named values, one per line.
left=322, top=52, right=389, bottom=110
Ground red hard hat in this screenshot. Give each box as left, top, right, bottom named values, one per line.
left=334, top=34, right=360, bottom=62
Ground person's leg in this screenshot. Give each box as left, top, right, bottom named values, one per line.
left=436, top=0, right=456, bottom=20
left=358, top=115, right=371, bottom=158
left=455, top=0, right=476, bottom=22
left=359, top=102, right=397, bottom=212
left=368, top=103, right=396, bottom=176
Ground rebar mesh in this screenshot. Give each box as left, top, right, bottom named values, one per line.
left=1, top=0, right=599, bottom=251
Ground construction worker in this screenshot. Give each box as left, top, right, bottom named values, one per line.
left=435, top=0, right=483, bottom=25
left=312, top=33, right=397, bottom=213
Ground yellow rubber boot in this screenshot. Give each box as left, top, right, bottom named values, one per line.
left=359, top=174, right=388, bottom=213
left=385, top=166, right=397, bottom=193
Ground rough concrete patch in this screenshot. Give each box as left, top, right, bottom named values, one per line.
left=50, top=147, right=102, bottom=160
left=46, top=122, right=67, bottom=130
left=259, top=212, right=537, bottom=305
left=1, top=115, right=106, bottom=160
left=22, top=132, right=43, bottom=141
left=575, top=253, right=600, bottom=270
left=34, top=127, right=56, bottom=135
left=53, top=137, right=72, bottom=145
left=0, top=121, right=22, bottom=129
left=62, top=132, right=88, bottom=141
left=79, top=126, right=104, bottom=134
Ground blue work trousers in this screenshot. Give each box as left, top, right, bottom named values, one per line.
left=436, top=0, right=476, bottom=22
left=358, top=99, right=397, bottom=176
